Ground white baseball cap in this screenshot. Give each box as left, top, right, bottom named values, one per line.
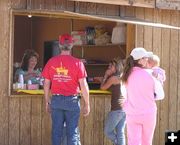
left=130, top=47, right=153, bottom=60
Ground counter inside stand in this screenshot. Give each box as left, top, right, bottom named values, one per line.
left=15, top=89, right=111, bottom=95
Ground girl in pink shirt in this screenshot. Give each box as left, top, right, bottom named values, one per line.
left=121, top=47, right=164, bottom=145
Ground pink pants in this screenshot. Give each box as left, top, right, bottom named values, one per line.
left=126, top=112, right=156, bottom=145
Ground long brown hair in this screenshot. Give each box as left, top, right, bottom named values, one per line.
left=111, top=58, right=124, bottom=76
left=121, top=56, right=142, bottom=83
left=21, top=49, right=39, bottom=71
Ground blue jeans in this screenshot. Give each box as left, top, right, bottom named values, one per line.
left=50, top=95, right=81, bottom=145
left=104, top=110, right=126, bottom=145
left=61, top=125, right=81, bottom=145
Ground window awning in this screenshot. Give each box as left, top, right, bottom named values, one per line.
left=13, top=9, right=180, bottom=30
left=65, top=11, right=180, bottom=30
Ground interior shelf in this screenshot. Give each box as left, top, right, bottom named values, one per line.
left=74, top=43, right=126, bottom=47
left=85, top=63, right=109, bottom=66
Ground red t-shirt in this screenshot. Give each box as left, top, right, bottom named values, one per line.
left=42, top=55, right=87, bottom=96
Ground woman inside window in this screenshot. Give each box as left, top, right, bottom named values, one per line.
left=14, top=49, right=41, bottom=85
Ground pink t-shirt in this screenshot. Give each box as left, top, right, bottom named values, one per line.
left=42, top=55, right=87, bottom=96
left=124, top=67, right=157, bottom=115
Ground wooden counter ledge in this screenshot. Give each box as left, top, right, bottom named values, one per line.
left=10, top=89, right=111, bottom=97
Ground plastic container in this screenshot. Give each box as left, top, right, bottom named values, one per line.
left=27, top=84, right=39, bottom=90
left=18, top=74, right=24, bottom=89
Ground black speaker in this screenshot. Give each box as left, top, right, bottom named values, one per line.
left=44, top=40, right=60, bottom=66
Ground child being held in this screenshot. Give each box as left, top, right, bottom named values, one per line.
left=147, top=54, right=166, bottom=85
left=147, top=54, right=166, bottom=100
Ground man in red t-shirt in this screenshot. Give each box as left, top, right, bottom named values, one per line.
left=42, top=34, right=90, bottom=145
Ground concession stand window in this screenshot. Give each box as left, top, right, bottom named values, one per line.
left=9, top=9, right=179, bottom=97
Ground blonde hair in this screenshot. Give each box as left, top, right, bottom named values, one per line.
left=148, top=54, right=160, bottom=67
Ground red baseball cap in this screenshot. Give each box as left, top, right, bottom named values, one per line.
left=59, top=34, right=73, bottom=45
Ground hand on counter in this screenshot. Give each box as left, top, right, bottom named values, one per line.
left=93, top=77, right=103, bottom=83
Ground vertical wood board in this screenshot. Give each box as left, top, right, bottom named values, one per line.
left=9, top=98, right=20, bottom=145
left=0, top=1, right=10, bottom=145
left=159, top=10, right=171, bottom=145
left=10, top=0, right=27, bottom=9
left=152, top=9, right=162, bottom=145
left=177, top=24, right=180, bottom=130
left=87, top=2, right=97, bottom=14
left=156, top=0, right=180, bottom=10
left=83, top=95, right=95, bottom=145
left=93, top=95, right=105, bottom=145
left=168, top=11, right=179, bottom=130
left=103, top=96, right=112, bottom=145
left=126, top=24, right=135, bottom=55
left=20, top=98, right=31, bottom=145
left=55, top=0, right=68, bottom=10
left=31, top=98, right=42, bottom=145
left=96, top=4, right=107, bottom=16
left=135, top=7, right=145, bottom=47
left=144, top=8, right=153, bottom=51
left=41, top=98, right=51, bottom=145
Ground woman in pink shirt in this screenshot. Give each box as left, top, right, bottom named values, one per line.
left=121, top=47, right=164, bottom=145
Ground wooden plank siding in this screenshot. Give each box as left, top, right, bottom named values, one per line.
left=20, top=98, right=31, bottom=145
left=41, top=99, right=51, bottom=145
left=152, top=10, right=162, bottom=145
left=0, top=0, right=180, bottom=145
left=178, top=16, right=180, bottom=132
left=135, top=7, right=145, bottom=47
left=156, top=0, right=180, bottom=10
left=69, top=0, right=155, bottom=8
left=169, top=11, right=179, bottom=131
left=0, top=0, right=10, bottom=145
left=9, top=98, right=20, bottom=145
left=31, top=98, right=42, bottom=145
left=160, top=10, right=171, bottom=145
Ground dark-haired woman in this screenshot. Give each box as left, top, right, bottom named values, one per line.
left=100, top=58, right=126, bottom=145
left=121, top=47, right=164, bottom=145
left=15, top=49, right=41, bottom=84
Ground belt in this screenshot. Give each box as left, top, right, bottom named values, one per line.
left=52, top=94, right=80, bottom=98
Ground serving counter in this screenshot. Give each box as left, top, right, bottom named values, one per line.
left=16, top=89, right=111, bottom=95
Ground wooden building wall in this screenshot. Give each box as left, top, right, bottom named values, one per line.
left=0, top=0, right=180, bottom=145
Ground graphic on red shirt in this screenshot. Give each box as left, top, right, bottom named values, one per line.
left=51, top=62, right=72, bottom=83
left=52, top=62, right=68, bottom=75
